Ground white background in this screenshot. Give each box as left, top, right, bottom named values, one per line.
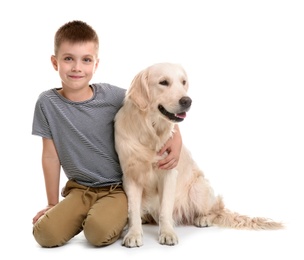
left=1, top=0, right=303, bottom=259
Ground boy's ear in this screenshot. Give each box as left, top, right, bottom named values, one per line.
left=94, top=58, right=100, bottom=72
left=51, top=55, right=58, bottom=71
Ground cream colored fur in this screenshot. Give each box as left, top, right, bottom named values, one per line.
left=114, top=62, right=283, bottom=248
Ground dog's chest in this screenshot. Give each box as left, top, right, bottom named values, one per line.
left=142, top=171, right=161, bottom=198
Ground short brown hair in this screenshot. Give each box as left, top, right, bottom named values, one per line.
left=54, top=20, right=99, bottom=56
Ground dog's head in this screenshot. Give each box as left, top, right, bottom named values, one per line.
left=126, top=62, right=192, bottom=123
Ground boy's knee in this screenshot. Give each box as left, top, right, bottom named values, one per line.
left=33, top=223, right=64, bottom=247
left=83, top=216, right=127, bottom=246
left=33, top=218, right=70, bottom=247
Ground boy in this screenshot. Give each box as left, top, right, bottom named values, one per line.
left=32, top=20, right=182, bottom=247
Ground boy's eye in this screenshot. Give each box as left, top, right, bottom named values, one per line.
left=83, top=58, right=92, bottom=62
left=64, top=57, right=73, bottom=61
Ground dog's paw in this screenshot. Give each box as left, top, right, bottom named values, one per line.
left=158, top=231, right=179, bottom=246
left=122, top=232, right=143, bottom=248
left=194, top=216, right=212, bottom=227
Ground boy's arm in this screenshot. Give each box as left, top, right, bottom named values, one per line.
left=157, top=124, right=182, bottom=169
left=32, top=138, right=60, bottom=224
left=42, top=137, right=61, bottom=207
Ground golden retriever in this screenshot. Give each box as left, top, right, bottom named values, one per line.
left=114, top=62, right=283, bottom=248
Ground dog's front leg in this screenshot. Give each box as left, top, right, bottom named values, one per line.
left=158, top=169, right=178, bottom=245
left=122, top=179, right=144, bottom=248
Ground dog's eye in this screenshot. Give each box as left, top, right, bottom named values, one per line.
left=182, top=80, right=187, bottom=85
left=159, top=80, right=169, bottom=86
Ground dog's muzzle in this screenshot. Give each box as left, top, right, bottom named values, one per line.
left=158, top=96, right=192, bottom=122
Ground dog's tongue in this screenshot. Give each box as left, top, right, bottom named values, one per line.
left=176, top=112, right=186, bottom=119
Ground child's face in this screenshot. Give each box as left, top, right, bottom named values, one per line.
left=51, top=41, right=99, bottom=90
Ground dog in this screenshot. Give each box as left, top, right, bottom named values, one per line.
left=114, top=62, right=283, bottom=248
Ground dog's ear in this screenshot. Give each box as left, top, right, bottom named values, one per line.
left=126, top=70, right=150, bottom=110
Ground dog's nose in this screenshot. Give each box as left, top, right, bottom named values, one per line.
left=179, top=96, right=192, bottom=109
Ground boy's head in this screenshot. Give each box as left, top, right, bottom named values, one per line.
left=54, top=20, right=99, bottom=57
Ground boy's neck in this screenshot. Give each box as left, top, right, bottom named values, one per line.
left=57, top=85, right=93, bottom=102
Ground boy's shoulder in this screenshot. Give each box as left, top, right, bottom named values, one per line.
left=36, top=89, right=57, bottom=102
left=92, top=83, right=127, bottom=101
left=92, top=83, right=126, bottom=93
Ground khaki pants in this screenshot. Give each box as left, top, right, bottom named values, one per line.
left=33, top=180, right=128, bottom=247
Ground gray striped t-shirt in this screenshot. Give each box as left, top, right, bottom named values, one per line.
left=32, top=83, right=126, bottom=187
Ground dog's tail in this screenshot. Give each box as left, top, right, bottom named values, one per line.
left=207, top=196, right=284, bottom=230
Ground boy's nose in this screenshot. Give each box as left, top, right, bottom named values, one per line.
left=72, top=61, right=81, bottom=71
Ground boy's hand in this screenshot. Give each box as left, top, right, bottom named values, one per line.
left=157, top=126, right=182, bottom=170
left=32, top=205, right=54, bottom=224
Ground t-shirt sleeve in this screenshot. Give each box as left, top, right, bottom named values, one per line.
left=114, top=85, right=127, bottom=108
left=32, top=96, right=52, bottom=139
